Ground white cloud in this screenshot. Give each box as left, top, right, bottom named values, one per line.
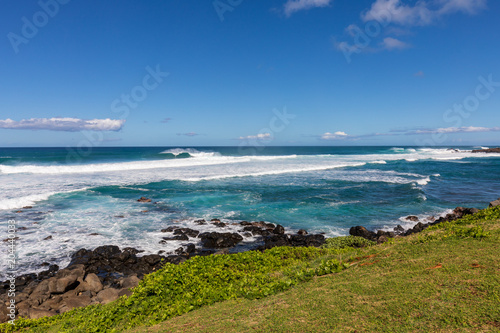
left=412, top=126, right=500, bottom=134
left=321, top=131, right=349, bottom=140
left=0, top=117, right=125, bottom=131
left=284, top=0, right=332, bottom=17
left=238, top=133, right=272, bottom=140
left=438, top=0, right=487, bottom=15
left=382, top=37, right=411, bottom=50
left=362, top=0, right=486, bottom=26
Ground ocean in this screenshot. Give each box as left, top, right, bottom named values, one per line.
left=1, top=146, right=499, bottom=279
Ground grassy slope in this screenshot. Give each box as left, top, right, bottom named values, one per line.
left=132, top=209, right=500, bottom=333
left=3, top=207, right=500, bottom=332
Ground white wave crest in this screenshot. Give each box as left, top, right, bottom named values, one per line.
left=159, top=148, right=219, bottom=158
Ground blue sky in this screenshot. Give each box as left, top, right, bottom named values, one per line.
left=0, top=0, right=499, bottom=147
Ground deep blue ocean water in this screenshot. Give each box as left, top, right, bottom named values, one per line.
left=1, top=146, right=499, bottom=278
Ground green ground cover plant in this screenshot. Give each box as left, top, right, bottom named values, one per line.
left=3, top=206, right=499, bottom=332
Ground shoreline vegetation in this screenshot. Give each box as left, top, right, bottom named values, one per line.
left=1, top=197, right=500, bottom=332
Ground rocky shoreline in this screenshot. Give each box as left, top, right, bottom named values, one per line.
left=471, top=147, right=500, bottom=153
left=2, top=197, right=499, bottom=323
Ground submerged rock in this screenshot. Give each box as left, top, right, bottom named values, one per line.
left=405, top=216, right=419, bottom=222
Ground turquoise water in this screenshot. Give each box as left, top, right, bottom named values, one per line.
left=1, top=146, right=499, bottom=278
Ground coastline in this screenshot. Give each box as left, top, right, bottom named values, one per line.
left=2, top=196, right=499, bottom=323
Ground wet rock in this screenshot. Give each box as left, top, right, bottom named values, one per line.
left=161, top=226, right=180, bottom=233
left=243, top=226, right=271, bottom=236
left=471, top=147, right=500, bottom=153
left=123, top=247, right=142, bottom=255
left=37, top=265, right=58, bottom=280
left=173, top=228, right=199, bottom=238
left=185, top=243, right=196, bottom=254
left=393, top=225, right=405, bottom=234
left=273, top=224, right=285, bottom=234
left=406, top=215, right=419, bottom=222
left=297, top=229, right=308, bottom=235
left=43, top=235, right=52, bottom=240
left=137, top=197, right=152, bottom=203
left=194, top=219, right=207, bottom=225
left=199, top=232, right=243, bottom=248
left=23, top=206, right=33, bottom=209
left=250, top=221, right=266, bottom=228
left=239, top=221, right=252, bottom=226
left=161, top=234, right=189, bottom=242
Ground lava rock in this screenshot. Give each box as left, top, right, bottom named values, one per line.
left=273, top=224, right=285, bottom=234
left=349, top=226, right=376, bottom=240
left=199, top=232, right=243, bottom=248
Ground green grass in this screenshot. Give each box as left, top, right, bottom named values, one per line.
left=3, top=206, right=500, bottom=332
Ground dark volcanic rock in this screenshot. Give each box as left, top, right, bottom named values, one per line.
left=349, top=226, right=376, bottom=240
left=260, top=233, right=325, bottom=250
left=405, top=216, right=419, bottom=222
left=161, top=226, right=179, bottom=233
left=198, top=232, right=243, bottom=248
left=137, top=197, right=152, bottom=202
left=161, top=234, right=189, bottom=242
left=471, top=147, right=500, bottom=153
left=297, top=229, right=308, bottom=235
left=243, top=226, right=271, bottom=236
left=273, top=224, right=285, bottom=234
left=173, top=228, right=199, bottom=238
left=393, top=225, right=405, bottom=234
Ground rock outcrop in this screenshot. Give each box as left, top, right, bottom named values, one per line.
left=471, top=148, right=500, bottom=153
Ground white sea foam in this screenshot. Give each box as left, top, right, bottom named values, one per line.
left=181, top=163, right=367, bottom=182
left=0, top=147, right=497, bottom=211
left=0, top=155, right=298, bottom=175
left=378, top=209, right=454, bottom=233
left=0, top=192, right=58, bottom=210
left=159, top=148, right=220, bottom=158
left=416, top=177, right=431, bottom=186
